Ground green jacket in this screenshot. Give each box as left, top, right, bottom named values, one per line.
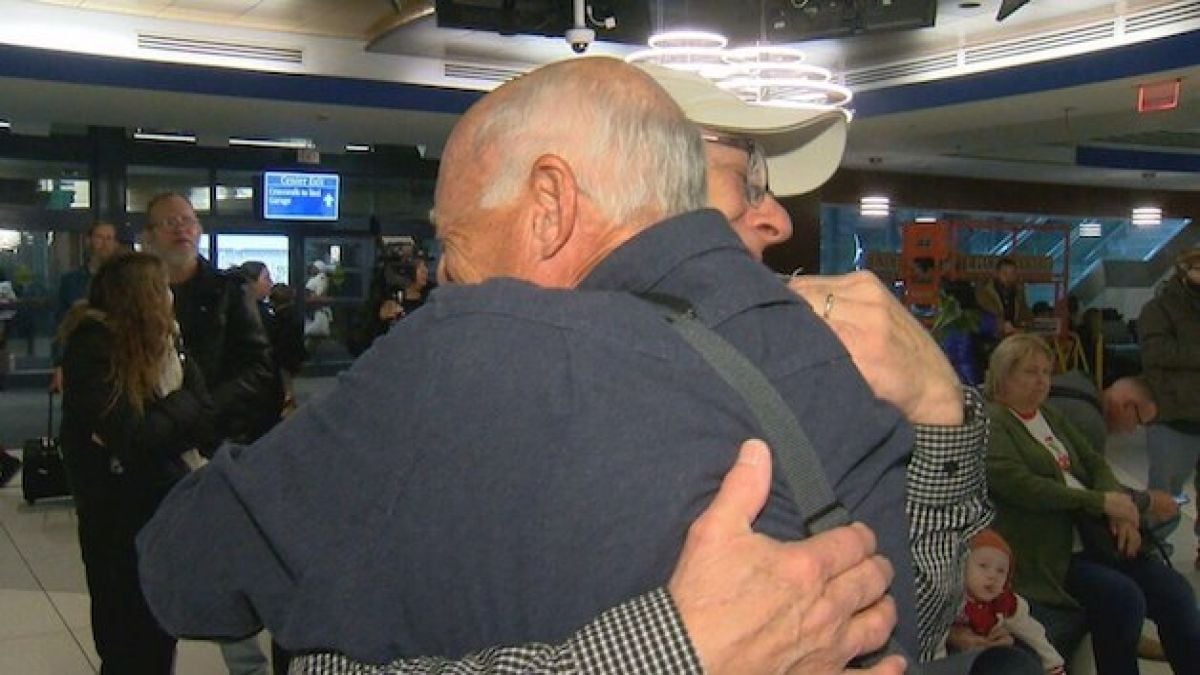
left=985, top=402, right=1121, bottom=609
left=975, top=279, right=1032, bottom=329
left=1138, top=278, right=1200, bottom=424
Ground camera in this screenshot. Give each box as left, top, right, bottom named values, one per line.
left=565, top=27, right=595, bottom=54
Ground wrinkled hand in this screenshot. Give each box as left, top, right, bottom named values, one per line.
left=48, top=366, right=63, bottom=393
left=1110, top=519, right=1142, bottom=558
left=1145, top=489, right=1180, bottom=525
left=1103, top=491, right=1140, bottom=528
left=789, top=272, right=962, bottom=426
left=670, top=439, right=904, bottom=675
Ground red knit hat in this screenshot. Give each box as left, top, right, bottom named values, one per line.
left=971, top=528, right=1014, bottom=579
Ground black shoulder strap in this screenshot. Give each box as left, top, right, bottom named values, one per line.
left=637, top=292, right=849, bottom=536
left=636, top=292, right=920, bottom=673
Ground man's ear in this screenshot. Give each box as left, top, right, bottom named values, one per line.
left=527, top=154, right=579, bottom=260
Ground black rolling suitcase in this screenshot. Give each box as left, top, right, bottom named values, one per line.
left=21, top=392, right=70, bottom=505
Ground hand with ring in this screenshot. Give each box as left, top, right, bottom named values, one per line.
left=789, top=271, right=964, bottom=426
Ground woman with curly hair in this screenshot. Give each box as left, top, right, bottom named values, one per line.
left=59, top=251, right=217, bottom=674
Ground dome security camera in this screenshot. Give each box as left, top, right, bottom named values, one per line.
left=565, top=27, right=595, bottom=54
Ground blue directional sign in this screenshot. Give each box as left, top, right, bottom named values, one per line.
left=263, top=171, right=340, bottom=221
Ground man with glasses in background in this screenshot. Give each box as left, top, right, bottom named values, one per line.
left=141, top=192, right=283, bottom=675
left=49, top=220, right=122, bottom=394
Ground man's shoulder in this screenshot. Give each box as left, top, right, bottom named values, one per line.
left=426, top=279, right=677, bottom=347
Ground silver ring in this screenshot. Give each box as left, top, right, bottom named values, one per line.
left=822, top=293, right=835, bottom=320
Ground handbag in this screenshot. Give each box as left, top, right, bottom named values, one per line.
left=637, top=293, right=920, bottom=674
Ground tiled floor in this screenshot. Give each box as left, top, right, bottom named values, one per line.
left=0, top=426, right=1195, bottom=674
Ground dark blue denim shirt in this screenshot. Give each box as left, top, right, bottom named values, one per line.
left=138, top=208, right=915, bottom=663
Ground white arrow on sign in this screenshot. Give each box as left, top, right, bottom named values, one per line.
left=323, top=194, right=334, bottom=207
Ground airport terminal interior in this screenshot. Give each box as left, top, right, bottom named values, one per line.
left=0, top=0, right=1198, bottom=673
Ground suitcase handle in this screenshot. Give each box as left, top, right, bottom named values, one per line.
left=47, top=390, right=55, bottom=440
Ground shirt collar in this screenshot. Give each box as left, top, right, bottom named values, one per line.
left=580, top=208, right=746, bottom=293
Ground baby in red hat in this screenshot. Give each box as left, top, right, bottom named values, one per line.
left=953, top=528, right=1065, bottom=674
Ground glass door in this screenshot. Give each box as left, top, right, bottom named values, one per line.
left=300, top=235, right=372, bottom=368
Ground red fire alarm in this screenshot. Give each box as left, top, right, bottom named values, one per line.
left=1138, top=79, right=1181, bottom=113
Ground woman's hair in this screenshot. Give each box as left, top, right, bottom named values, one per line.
left=983, top=333, right=1053, bottom=401
left=59, top=252, right=175, bottom=414
left=239, top=260, right=267, bottom=283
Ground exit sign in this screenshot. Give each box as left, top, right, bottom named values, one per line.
left=1138, top=79, right=1180, bottom=113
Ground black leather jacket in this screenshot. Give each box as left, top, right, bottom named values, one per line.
left=172, top=258, right=281, bottom=444
left=61, top=319, right=217, bottom=508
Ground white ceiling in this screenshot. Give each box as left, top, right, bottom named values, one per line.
left=3, top=0, right=1199, bottom=191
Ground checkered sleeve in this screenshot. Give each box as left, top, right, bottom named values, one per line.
left=906, top=385, right=994, bottom=662
left=287, top=588, right=702, bottom=675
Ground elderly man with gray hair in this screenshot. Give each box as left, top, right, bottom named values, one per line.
left=139, top=57, right=914, bottom=674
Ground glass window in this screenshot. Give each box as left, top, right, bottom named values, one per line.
left=127, top=166, right=210, bottom=213
left=215, top=170, right=256, bottom=216
left=301, top=235, right=372, bottom=368
left=822, top=204, right=1192, bottom=295
left=375, top=177, right=435, bottom=221
left=341, top=175, right=374, bottom=217
left=0, top=228, right=63, bottom=371
left=214, top=234, right=288, bottom=283
left=0, top=158, right=90, bottom=211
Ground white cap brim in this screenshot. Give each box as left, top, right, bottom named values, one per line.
left=639, top=63, right=847, bottom=197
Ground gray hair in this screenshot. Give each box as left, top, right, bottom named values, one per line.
left=472, top=69, right=706, bottom=225
left=983, top=333, right=1054, bottom=401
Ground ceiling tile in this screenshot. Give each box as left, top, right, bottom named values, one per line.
left=79, top=0, right=173, bottom=14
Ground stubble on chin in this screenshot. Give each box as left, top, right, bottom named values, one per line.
left=155, top=245, right=196, bottom=271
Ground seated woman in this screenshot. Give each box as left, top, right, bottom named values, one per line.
left=983, top=333, right=1200, bottom=675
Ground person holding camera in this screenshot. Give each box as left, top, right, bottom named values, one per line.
left=348, top=253, right=430, bottom=357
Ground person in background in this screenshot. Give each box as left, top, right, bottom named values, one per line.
left=267, top=283, right=306, bottom=416
left=50, top=221, right=121, bottom=393
left=349, top=253, right=432, bottom=357
left=239, top=262, right=305, bottom=414
left=976, top=257, right=1032, bottom=337
left=949, top=529, right=1064, bottom=674
left=58, top=252, right=217, bottom=674
left=141, top=192, right=280, bottom=675
left=1137, top=247, right=1200, bottom=570
left=1046, top=370, right=1177, bottom=661
left=984, top=333, right=1200, bottom=675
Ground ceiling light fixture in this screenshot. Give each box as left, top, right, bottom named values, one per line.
left=228, top=137, right=312, bottom=149
left=860, top=195, right=890, bottom=218
left=1079, top=221, right=1102, bottom=238
left=133, top=130, right=197, bottom=143
left=626, top=31, right=853, bottom=118
left=1131, top=206, right=1162, bottom=226
left=0, top=120, right=10, bottom=129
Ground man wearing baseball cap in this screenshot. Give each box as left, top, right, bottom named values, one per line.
left=644, top=64, right=1039, bottom=675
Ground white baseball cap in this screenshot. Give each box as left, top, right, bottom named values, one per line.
left=638, top=63, right=848, bottom=197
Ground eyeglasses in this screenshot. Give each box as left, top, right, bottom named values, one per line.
left=152, top=214, right=199, bottom=230
left=702, top=132, right=770, bottom=207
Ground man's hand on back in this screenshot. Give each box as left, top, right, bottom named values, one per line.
left=670, top=439, right=905, bottom=675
